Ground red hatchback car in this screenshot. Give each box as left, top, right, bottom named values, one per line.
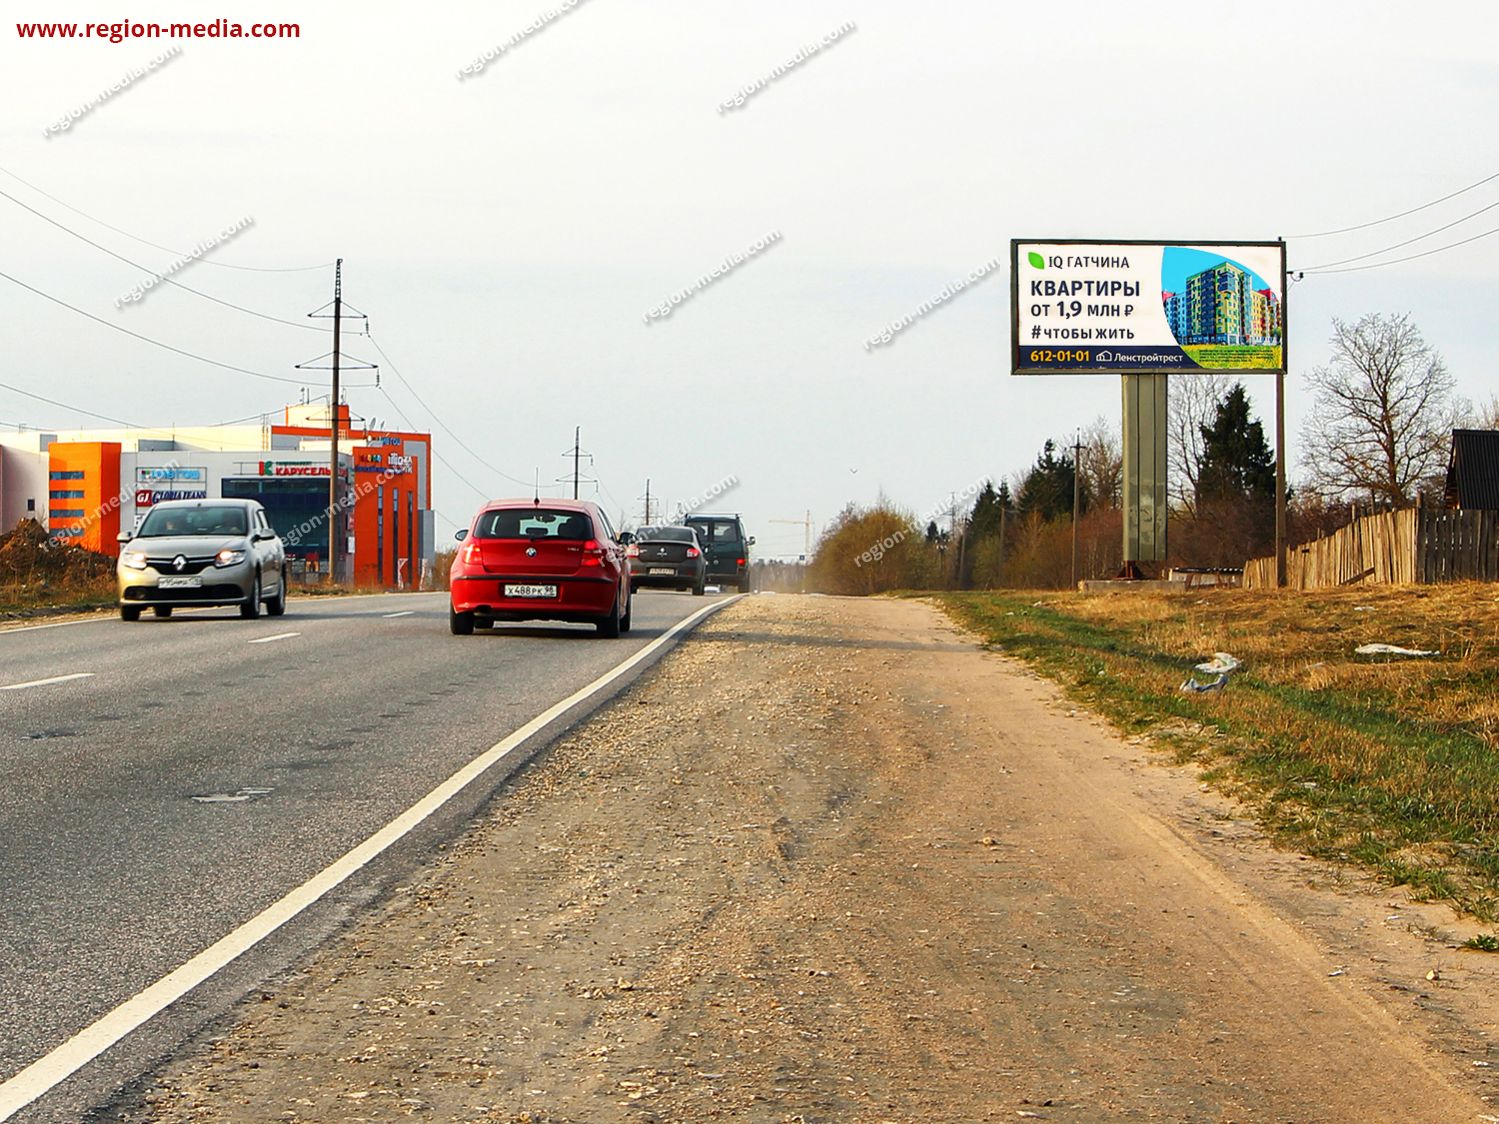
left=449, top=499, right=632, bottom=637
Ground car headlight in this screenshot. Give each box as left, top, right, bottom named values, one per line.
left=121, top=550, right=148, bottom=571
left=214, top=548, right=247, bottom=568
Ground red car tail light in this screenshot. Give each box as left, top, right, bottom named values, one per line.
left=737, top=557, right=746, bottom=566
left=462, top=541, right=482, bottom=566
left=582, top=539, right=605, bottom=567
left=625, top=543, right=639, bottom=558
left=685, top=547, right=700, bottom=558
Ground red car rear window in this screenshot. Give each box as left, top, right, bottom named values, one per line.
left=474, top=509, right=594, bottom=540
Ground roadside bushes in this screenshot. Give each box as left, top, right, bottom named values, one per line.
left=807, top=503, right=929, bottom=595
left=808, top=501, right=1124, bottom=594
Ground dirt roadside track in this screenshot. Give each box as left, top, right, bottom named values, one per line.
left=119, top=595, right=1499, bottom=1123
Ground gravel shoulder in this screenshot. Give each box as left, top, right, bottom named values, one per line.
left=118, top=594, right=1499, bottom=1122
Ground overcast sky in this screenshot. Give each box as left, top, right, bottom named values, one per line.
left=3, top=0, right=1496, bottom=556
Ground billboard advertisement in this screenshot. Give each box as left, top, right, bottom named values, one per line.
left=1011, top=240, right=1285, bottom=374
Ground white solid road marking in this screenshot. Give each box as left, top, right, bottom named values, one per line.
left=247, top=632, right=300, bottom=645
left=0, top=672, right=94, bottom=692
left=382, top=610, right=415, bottom=618
left=0, top=617, right=105, bottom=638
left=0, top=593, right=444, bottom=638
left=0, top=595, right=742, bottom=1120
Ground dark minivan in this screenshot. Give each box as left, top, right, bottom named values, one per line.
left=683, top=514, right=754, bottom=593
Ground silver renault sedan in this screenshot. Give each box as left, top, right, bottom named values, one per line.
left=117, top=498, right=288, bottom=620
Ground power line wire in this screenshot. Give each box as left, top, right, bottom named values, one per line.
left=1298, top=194, right=1499, bottom=271
left=0, top=162, right=332, bottom=273
left=366, top=334, right=557, bottom=491
left=0, top=378, right=141, bottom=427
left=1301, top=221, right=1499, bottom=275
left=1291, top=169, right=1499, bottom=239
left=0, top=186, right=332, bottom=333
left=0, top=265, right=316, bottom=387
left=0, top=379, right=275, bottom=434
left=374, top=385, right=491, bottom=503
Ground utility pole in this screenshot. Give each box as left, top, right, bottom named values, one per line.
left=1072, top=429, right=1083, bottom=588
left=572, top=426, right=581, bottom=499
left=298, top=259, right=374, bottom=585
left=557, top=427, right=595, bottom=499
left=329, top=260, right=342, bottom=583
left=641, top=478, right=653, bottom=525
left=946, top=495, right=957, bottom=589
left=951, top=493, right=966, bottom=589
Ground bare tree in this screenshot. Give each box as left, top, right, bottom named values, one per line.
left=1077, top=416, right=1122, bottom=509
left=1300, top=314, right=1455, bottom=505
left=1167, top=373, right=1231, bottom=513
left=1474, top=395, right=1499, bottom=430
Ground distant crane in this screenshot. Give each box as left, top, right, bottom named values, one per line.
left=770, top=510, right=814, bottom=561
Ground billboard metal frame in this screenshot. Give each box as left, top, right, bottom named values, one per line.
left=1008, top=237, right=1290, bottom=585
left=1010, top=238, right=1287, bottom=377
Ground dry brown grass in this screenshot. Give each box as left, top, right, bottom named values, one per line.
left=938, top=582, right=1499, bottom=919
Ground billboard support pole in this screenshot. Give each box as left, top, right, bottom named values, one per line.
left=1120, top=373, right=1168, bottom=578
left=1275, top=239, right=1288, bottom=589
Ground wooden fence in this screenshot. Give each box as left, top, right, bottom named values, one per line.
left=1244, top=507, right=1499, bottom=590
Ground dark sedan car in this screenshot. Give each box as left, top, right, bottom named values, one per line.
left=627, top=525, right=707, bottom=596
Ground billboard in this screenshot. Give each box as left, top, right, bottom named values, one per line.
left=1011, top=240, right=1285, bottom=374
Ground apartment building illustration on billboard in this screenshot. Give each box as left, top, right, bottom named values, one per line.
left=1162, top=259, right=1282, bottom=349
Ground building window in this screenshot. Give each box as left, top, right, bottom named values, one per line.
left=48, top=471, right=85, bottom=481
left=391, top=487, right=400, bottom=587
left=49, top=509, right=86, bottom=519
left=26, top=499, right=35, bottom=512
left=49, top=490, right=86, bottom=499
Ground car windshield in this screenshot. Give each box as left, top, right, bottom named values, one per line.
left=137, top=505, right=248, bottom=537
left=639, top=526, right=697, bottom=543
left=475, top=508, right=593, bottom=540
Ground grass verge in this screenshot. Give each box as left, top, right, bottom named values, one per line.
left=932, top=584, right=1499, bottom=921
left=0, top=581, right=114, bottom=619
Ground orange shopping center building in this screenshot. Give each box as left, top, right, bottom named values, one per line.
left=0, top=403, right=435, bottom=588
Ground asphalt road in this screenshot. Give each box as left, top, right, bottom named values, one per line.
left=0, top=589, right=734, bottom=1123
